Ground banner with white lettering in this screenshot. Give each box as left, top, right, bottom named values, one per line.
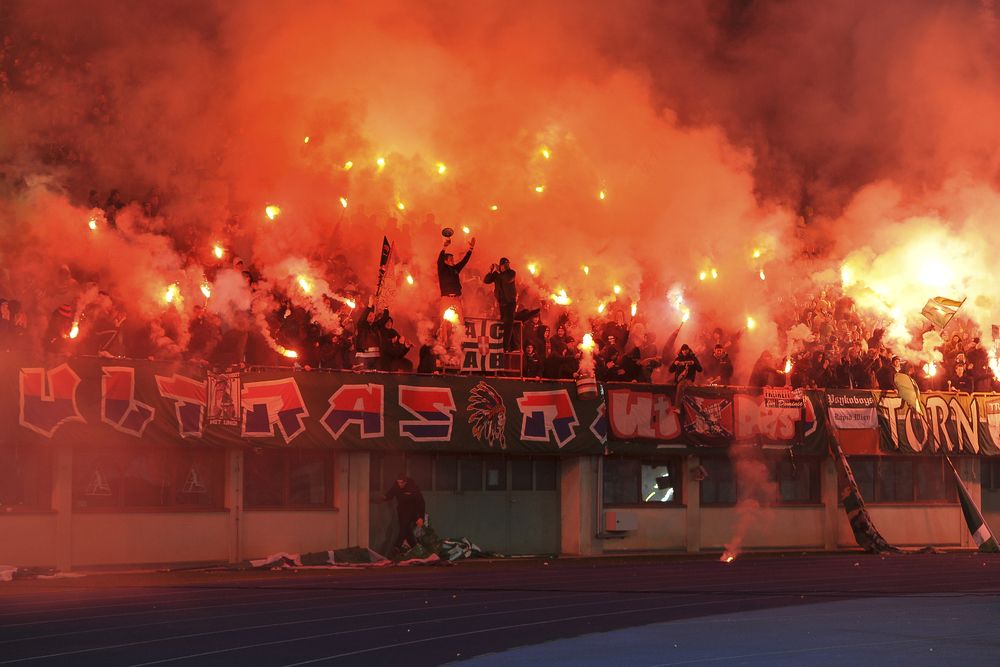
left=876, top=391, right=1000, bottom=455
left=826, top=391, right=879, bottom=430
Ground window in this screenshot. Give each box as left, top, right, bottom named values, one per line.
left=244, top=449, right=333, bottom=509
left=459, top=458, right=483, bottom=491
left=699, top=453, right=821, bottom=505
left=0, top=443, right=51, bottom=510
left=74, top=447, right=225, bottom=510
left=368, top=453, right=557, bottom=493
left=839, top=457, right=957, bottom=504
left=604, top=458, right=682, bottom=506
left=485, top=458, right=506, bottom=491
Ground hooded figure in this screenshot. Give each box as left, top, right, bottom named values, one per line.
left=669, top=344, right=702, bottom=384
left=381, top=474, right=426, bottom=552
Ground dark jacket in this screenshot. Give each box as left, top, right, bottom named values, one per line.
left=669, top=350, right=702, bottom=383
left=437, top=249, right=471, bottom=297
left=484, top=267, right=517, bottom=305
left=384, top=478, right=425, bottom=522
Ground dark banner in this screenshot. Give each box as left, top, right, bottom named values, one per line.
left=4, top=354, right=608, bottom=454
left=876, top=391, right=1000, bottom=456
left=604, top=384, right=829, bottom=455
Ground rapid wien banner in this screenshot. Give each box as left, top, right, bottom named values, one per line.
left=4, top=354, right=608, bottom=453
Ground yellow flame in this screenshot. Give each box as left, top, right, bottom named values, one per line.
left=711, top=268, right=718, bottom=280
left=924, top=361, right=938, bottom=377
left=582, top=265, right=590, bottom=275
left=343, top=160, right=354, bottom=171
left=303, top=136, right=310, bottom=144
left=406, top=274, right=414, bottom=285
left=534, top=185, right=545, bottom=193
left=265, top=205, right=281, bottom=220
left=213, top=244, right=224, bottom=259
left=631, top=303, right=638, bottom=317
left=443, top=306, right=459, bottom=323
left=527, top=263, right=538, bottom=276
left=489, top=204, right=499, bottom=211
left=435, top=162, right=447, bottom=175
left=297, top=276, right=312, bottom=293
left=752, top=248, right=761, bottom=259
left=164, top=284, right=178, bottom=304
left=376, top=156, right=386, bottom=170
left=580, top=333, right=596, bottom=351
left=597, top=303, right=606, bottom=314
left=699, top=271, right=707, bottom=281
left=396, top=200, right=406, bottom=211
left=340, top=197, right=348, bottom=208
left=990, top=350, right=1000, bottom=380
left=540, top=146, right=551, bottom=159
left=88, top=218, right=98, bottom=231
left=344, top=298, right=356, bottom=309
left=550, top=289, right=571, bottom=306
left=598, top=189, right=607, bottom=201
left=840, top=264, right=855, bottom=287
left=746, top=316, right=757, bottom=330
left=759, top=270, right=766, bottom=281
left=613, top=284, right=622, bottom=295
left=784, top=358, right=793, bottom=374
left=722, top=553, right=735, bottom=564
left=681, top=308, right=691, bottom=323
left=278, top=346, right=298, bottom=359
left=462, top=225, right=471, bottom=234
left=69, top=322, right=79, bottom=339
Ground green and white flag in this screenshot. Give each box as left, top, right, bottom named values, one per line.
left=948, top=457, right=1000, bottom=553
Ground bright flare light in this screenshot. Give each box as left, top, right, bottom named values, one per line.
left=550, top=289, right=571, bottom=306
left=527, top=263, right=538, bottom=276
left=376, top=156, right=386, bottom=170
left=841, top=264, right=855, bottom=287
left=443, top=307, right=459, bottom=323
left=278, top=347, right=298, bottom=359
left=87, top=218, right=97, bottom=231
left=436, top=162, right=447, bottom=175
left=746, top=316, right=757, bottom=330
left=699, top=271, right=707, bottom=281
left=343, top=160, right=354, bottom=170
left=340, top=197, right=348, bottom=208
left=924, top=362, right=938, bottom=377
left=68, top=322, right=79, bottom=339
left=580, top=333, right=596, bottom=351
left=631, top=303, right=638, bottom=317
left=534, top=185, right=545, bottom=193
left=396, top=200, right=406, bottom=211
left=265, top=205, right=281, bottom=220
left=759, top=270, right=766, bottom=281
left=784, top=358, right=793, bottom=374
left=681, top=308, right=691, bottom=323
left=406, top=274, right=414, bottom=285
left=303, top=136, right=310, bottom=144
left=752, top=248, right=761, bottom=259
left=613, top=284, right=622, bottom=295
left=462, top=225, right=471, bottom=234
left=489, top=204, right=499, bottom=211
left=297, top=276, right=312, bottom=293
left=200, top=282, right=212, bottom=299
left=582, top=265, right=590, bottom=276
left=711, top=268, right=718, bottom=280
left=163, top=284, right=178, bottom=304
left=598, top=190, right=607, bottom=201
left=540, top=146, right=551, bottom=159
left=213, top=244, right=224, bottom=259
left=344, top=298, right=357, bottom=310
left=721, top=552, right=736, bottom=564
left=597, top=303, right=606, bottom=314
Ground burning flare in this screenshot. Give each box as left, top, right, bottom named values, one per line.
left=213, top=244, right=224, bottom=260
left=435, top=162, right=447, bottom=175
left=405, top=274, right=414, bottom=285
left=550, top=289, right=571, bottom=306
left=200, top=282, right=212, bottom=299
left=721, top=552, right=736, bottom=564
left=68, top=322, right=79, bottom=339
left=340, top=197, right=348, bottom=208
left=297, top=276, right=312, bottom=293
left=87, top=218, right=97, bottom=231
left=527, top=263, right=538, bottom=276
left=746, top=316, right=757, bottom=330
left=579, top=333, right=596, bottom=352
left=631, top=303, right=638, bottom=317
left=442, top=306, right=459, bottom=323
left=163, top=284, right=179, bottom=304
left=265, top=205, right=281, bottom=220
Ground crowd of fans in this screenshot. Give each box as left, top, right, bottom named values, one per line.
left=1, top=187, right=997, bottom=394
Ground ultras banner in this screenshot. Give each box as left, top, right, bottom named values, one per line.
left=3, top=354, right=609, bottom=453
left=603, top=384, right=830, bottom=455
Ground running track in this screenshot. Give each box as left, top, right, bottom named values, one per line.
left=1, top=553, right=999, bottom=666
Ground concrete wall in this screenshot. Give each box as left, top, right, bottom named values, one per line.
left=71, top=512, right=231, bottom=566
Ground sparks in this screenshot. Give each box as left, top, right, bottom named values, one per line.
left=343, top=160, right=354, bottom=171
left=405, top=274, right=414, bottom=285
left=213, top=244, right=224, bottom=259
left=527, top=263, right=538, bottom=276
left=265, top=205, right=281, bottom=220
left=68, top=322, right=79, bottom=339
left=340, top=197, right=348, bottom=208
left=550, top=289, right=571, bottom=306
left=87, top=218, right=98, bottom=231
left=443, top=306, right=459, bottom=323
left=534, top=185, right=545, bottom=193
left=613, top=284, right=622, bottom=295
left=200, top=282, right=212, bottom=299
left=435, top=162, right=447, bottom=175
left=631, top=303, right=638, bottom=317
left=598, top=190, right=607, bottom=201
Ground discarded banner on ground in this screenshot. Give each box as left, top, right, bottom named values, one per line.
left=604, top=384, right=829, bottom=454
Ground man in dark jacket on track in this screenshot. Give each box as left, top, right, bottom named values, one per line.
left=381, top=473, right=426, bottom=553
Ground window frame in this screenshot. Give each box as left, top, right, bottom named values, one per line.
left=840, top=456, right=959, bottom=505
left=602, top=456, right=684, bottom=508
left=243, top=448, right=336, bottom=511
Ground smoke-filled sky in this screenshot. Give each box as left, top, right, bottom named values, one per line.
left=2, top=0, right=1000, bottom=365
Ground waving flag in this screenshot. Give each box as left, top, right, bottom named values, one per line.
left=947, top=458, right=1000, bottom=553
left=921, top=296, right=964, bottom=329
